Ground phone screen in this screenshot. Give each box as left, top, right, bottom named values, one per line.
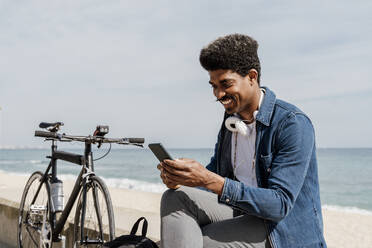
left=148, top=143, right=173, bottom=162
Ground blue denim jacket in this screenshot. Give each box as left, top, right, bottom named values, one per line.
left=206, top=87, right=327, bottom=248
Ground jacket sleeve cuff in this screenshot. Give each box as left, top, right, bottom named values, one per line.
left=218, top=177, right=239, bottom=206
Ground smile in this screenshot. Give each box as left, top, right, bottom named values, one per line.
left=219, top=97, right=235, bottom=108
left=220, top=98, right=232, bottom=105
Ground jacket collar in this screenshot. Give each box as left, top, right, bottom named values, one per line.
left=256, top=86, right=276, bottom=126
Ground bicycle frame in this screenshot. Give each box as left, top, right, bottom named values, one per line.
left=20, top=124, right=144, bottom=247
left=29, top=140, right=97, bottom=242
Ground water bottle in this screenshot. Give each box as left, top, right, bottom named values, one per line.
left=50, top=178, right=64, bottom=212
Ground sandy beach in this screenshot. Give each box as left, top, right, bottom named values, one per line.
left=0, top=171, right=371, bottom=247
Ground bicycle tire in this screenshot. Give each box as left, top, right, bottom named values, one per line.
left=73, top=175, right=115, bottom=247
left=18, top=171, right=53, bottom=248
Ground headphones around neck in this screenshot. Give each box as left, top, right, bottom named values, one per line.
left=224, top=111, right=258, bottom=136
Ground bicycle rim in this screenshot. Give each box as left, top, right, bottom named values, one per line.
left=18, top=171, right=52, bottom=248
left=73, top=176, right=115, bottom=247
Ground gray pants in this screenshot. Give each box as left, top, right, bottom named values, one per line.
left=160, top=186, right=270, bottom=248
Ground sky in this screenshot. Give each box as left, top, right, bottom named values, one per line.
left=0, top=0, right=371, bottom=148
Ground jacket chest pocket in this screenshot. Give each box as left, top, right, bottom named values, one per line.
left=259, top=152, right=273, bottom=174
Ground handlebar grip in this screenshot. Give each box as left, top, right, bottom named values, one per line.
left=34, top=130, right=60, bottom=139
left=128, top=138, right=145, bottom=144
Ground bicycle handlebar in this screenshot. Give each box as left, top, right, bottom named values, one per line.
left=35, top=130, right=61, bottom=139
left=127, top=138, right=145, bottom=143
left=34, top=130, right=145, bottom=145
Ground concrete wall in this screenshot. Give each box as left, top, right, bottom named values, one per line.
left=0, top=198, right=19, bottom=248
left=0, top=172, right=161, bottom=247
left=0, top=197, right=138, bottom=248
left=0, top=197, right=72, bottom=247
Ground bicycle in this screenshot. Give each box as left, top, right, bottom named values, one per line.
left=17, top=122, right=145, bottom=248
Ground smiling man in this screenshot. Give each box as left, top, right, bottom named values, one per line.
left=158, top=34, right=327, bottom=248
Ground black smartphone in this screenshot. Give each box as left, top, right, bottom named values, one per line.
left=148, top=143, right=173, bottom=162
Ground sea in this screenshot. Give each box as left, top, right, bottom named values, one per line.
left=1, top=147, right=371, bottom=214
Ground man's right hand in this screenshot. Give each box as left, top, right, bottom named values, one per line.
left=157, top=163, right=180, bottom=189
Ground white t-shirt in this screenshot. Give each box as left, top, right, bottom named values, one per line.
left=231, top=121, right=258, bottom=187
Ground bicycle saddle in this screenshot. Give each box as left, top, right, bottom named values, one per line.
left=39, top=122, right=64, bottom=132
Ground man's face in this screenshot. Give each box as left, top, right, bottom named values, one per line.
left=208, top=69, right=257, bottom=116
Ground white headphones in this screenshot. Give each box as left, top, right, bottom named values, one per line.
left=225, top=111, right=258, bottom=136
left=224, top=89, right=264, bottom=136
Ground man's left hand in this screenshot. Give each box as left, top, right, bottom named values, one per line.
left=161, top=158, right=207, bottom=187
left=161, top=158, right=225, bottom=194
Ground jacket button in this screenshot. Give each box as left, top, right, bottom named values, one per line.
left=267, top=168, right=271, bottom=173
left=226, top=198, right=230, bottom=203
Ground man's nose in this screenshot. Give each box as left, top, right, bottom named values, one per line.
left=215, top=88, right=226, bottom=100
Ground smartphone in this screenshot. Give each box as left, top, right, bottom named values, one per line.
left=148, top=143, right=173, bottom=162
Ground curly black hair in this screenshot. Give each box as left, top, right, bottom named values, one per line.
left=199, top=34, right=261, bottom=84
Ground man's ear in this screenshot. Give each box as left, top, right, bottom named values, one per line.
left=248, top=69, right=258, bottom=84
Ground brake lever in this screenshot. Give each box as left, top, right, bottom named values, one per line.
left=118, top=142, right=143, bottom=148
left=44, top=133, right=63, bottom=142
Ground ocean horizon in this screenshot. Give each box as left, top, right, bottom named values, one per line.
left=1, top=147, right=371, bottom=215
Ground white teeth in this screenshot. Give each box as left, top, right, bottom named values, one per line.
left=221, top=99, right=232, bottom=105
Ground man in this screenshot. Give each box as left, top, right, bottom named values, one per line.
left=158, top=34, right=327, bottom=248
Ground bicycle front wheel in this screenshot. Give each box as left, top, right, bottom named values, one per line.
left=73, top=175, right=115, bottom=247
left=18, top=171, right=52, bottom=248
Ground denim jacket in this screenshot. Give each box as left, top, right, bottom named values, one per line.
left=206, top=87, right=327, bottom=248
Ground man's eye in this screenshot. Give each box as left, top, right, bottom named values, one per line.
left=223, top=83, right=232, bottom=88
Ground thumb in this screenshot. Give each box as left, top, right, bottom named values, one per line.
left=178, top=158, right=193, bottom=162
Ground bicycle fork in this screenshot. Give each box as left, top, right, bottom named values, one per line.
left=79, top=176, right=103, bottom=245
left=79, top=143, right=105, bottom=245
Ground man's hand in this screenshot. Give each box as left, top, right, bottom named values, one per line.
left=160, top=158, right=225, bottom=195
left=157, top=163, right=180, bottom=189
